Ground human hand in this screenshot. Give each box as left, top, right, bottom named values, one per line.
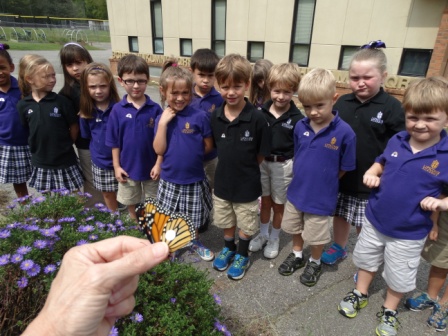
left=22, top=236, right=169, bottom=336
left=429, top=225, right=439, bottom=241
left=420, top=196, right=448, bottom=212
left=363, top=173, right=380, bottom=188
left=159, top=107, right=177, bottom=125
left=150, top=164, right=161, bottom=180
left=114, top=166, right=129, bottom=183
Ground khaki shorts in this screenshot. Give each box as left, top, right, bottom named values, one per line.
left=281, top=200, right=331, bottom=245
left=260, top=159, right=293, bottom=204
left=213, top=195, right=258, bottom=236
left=117, top=178, right=159, bottom=205
left=354, top=217, right=425, bottom=293
left=422, top=212, right=448, bottom=269
left=203, top=157, right=218, bottom=190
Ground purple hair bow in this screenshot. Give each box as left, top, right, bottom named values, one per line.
left=360, top=40, right=386, bottom=49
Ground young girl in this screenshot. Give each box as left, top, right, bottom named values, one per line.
left=249, top=59, right=273, bottom=108
left=321, top=40, right=405, bottom=265
left=79, top=63, right=120, bottom=211
left=17, top=56, right=83, bottom=192
left=154, top=60, right=214, bottom=261
left=59, top=42, right=102, bottom=204
left=18, top=54, right=41, bottom=98
left=0, top=44, right=32, bottom=198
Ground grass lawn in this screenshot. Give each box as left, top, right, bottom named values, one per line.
left=2, top=40, right=103, bottom=50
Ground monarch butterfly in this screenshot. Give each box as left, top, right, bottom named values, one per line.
left=136, top=197, right=196, bottom=253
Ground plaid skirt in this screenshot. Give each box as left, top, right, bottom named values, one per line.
left=0, top=145, right=32, bottom=184
left=91, top=162, right=118, bottom=192
left=28, top=163, right=84, bottom=192
left=157, top=179, right=212, bottom=229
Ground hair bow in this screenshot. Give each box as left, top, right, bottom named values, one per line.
left=0, top=43, right=5, bottom=50
left=360, top=40, right=386, bottom=49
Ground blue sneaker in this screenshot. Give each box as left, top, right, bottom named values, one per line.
left=213, top=247, right=236, bottom=271
left=227, top=254, right=250, bottom=280
left=191, top=240, right=214, bottom=261
left=321, top=243, right=347, bottom=265
left=427, top=302, right=448, bottom=331
left=405, top=292, right=436, bottom=311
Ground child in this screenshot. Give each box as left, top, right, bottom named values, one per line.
left=17, top=56, right=82, bottom=192
left=249, top=59, right=273, bottom=108
left=154, top=60, right=214, bottom=261
left=105, top=54, right=162, bottom=219
left=406, top=211, right=448, bottom=331
left=189, top=48, right=224, bottom=232
left=277, top=68, right=356, bottom=286
left=0, top=44, right=31, bottom=198
left=59, top=42, right=103, bottom=205
left=18, top=54, right=41, bottom=98
left=249, top=63, right=304, bottom=259
left=322, top=41, right=405, bottom=265
left=79, top=63, right=120, bottom=211
left=211, top=54, right=271, bottom=280
left=337, top=77, right=448, bottom=336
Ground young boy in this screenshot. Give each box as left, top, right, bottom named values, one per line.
left=105, top=54, right=162, bottom=219
left=249, top=63, right=304, bottom=259
left=278, top=68, right=356, bottom=287
left=337, top=76, right=448, bottom=336
left=189, top=48, right=224, bottom=232
left=211, top=54, right=270, bottom=280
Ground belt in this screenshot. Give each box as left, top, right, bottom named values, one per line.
left=265, top=155, right=292, bottom=162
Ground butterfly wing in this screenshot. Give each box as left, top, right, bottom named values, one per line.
left=150, top=203, right=171, bottom=242
left=160, top=213, right=196, bottom=253
left=136, top=197, right=159, bottom=244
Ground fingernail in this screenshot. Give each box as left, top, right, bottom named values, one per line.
left=152, top=242, right=169, bottom=258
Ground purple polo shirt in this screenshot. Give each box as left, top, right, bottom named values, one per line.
left=80, top=101, right=116, bottom=169
left=155, top=105, right=212, bottom=184
left=0, top=76, right=28, bottom=146
left=287, top=112, right=356, bottom=215
left=190, top=86, right=223, bottom=161
left=366, top=131, right=448, bottom=240
left=105, top=95, right=162, bottom=181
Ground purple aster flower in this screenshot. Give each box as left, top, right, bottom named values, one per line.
left=27, top=264, right=41, bottom=277
left=40, top=228, right=56, bottom=237
left=109, top=326, right=119, bottom=336
left=213, top=294, right=222, bottom=305
left=84, top=225, right=95, bottom=232
left=0, top=229, right=10, bottom=239
left=85, top=215, right=95, bottom=222
left=130, top=312, right=144, bottom=323
left=95, top=203, right=106, bottom=209
left=170, top=298, right=176, bottom=304
left=33, top=240, right=47, bottom=249
left=76, top=240, right=88, bottom=246
left=77, top=225, right=87, bottom=233
left=115, top=219, right=123, bottom=226
left=20, top=259, right=34, bottom=271
left=23, top=224, right=39, bottom=231
left=11, top=253, right=23, bottom=264
left=0, top=254, right=10, bottom=266
left=95, top=221, right=105, bottom=229
left=59, top=189, right=70, bottom=196
left=7, top=221, right=22, bottom=228
left=44, top=264, right=57, bottom=274
left=50, top=224, right=62, bottom=232
left=44, top=218, right=55, bottom=223
left=214, top=319, right=230, bottom=334
left=17, top=277, right=28, bottom=288
left=88, top=234, right=98, bottom=241
left=31, top=196, right=46, bottom=204
left=7, top=203, right=16, bottom=209
left=17, top=246, right=32, bottom=255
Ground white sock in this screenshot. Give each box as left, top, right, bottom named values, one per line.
left=293, top=249, right=303, bottom=258
left=260, top=221, right=270, bottom=237
left=309, top=256, right=321, bottom=265
left=270, top=227, right=281, bottom=240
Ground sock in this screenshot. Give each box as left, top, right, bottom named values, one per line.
left=260, top=221, right=270, bottom=237
left=224, top=237, right=236, bottom=251
left=353, top=289, right=368, bottom=297
left=309, top=256, right=321, bottom=265
left=293, top=249, right=303, bottom=258
left=237, top=237, right=251, bottom=257
left=383, top=307, right=398, bottom=316
left=270, top=227, right=281, bottom=240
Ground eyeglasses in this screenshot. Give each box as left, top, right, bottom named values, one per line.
left=122, top=79, right=148, bottom=86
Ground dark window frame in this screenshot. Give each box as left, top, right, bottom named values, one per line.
left=338, top=45, right=359, bottom=70
left=150, top=0, right=164, bottom=55
left=398, top=48, right=433, bottom=77
left=180, top=38, right=193, bottom=57
left=247, top=41, right=265, bottom=62
left=128, top=36, right=139, bottom=53
left=289, top=0, right=316, bottom=66
left=211, top=0, right=226, bottom=57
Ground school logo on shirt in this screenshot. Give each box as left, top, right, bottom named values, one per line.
left=147, top=117, right=155, bottom=128
left=282, top=118, right=294, bottom=129
left=324, top=137, right=339, bottom=150
left=96, top=117, right=102, bottom=122
left=221, top=133, right=226, bottom=138
left=50, top=107, right=61, bottom=118
left=371, top=111, right=384, bottom=124
left=126, top=113, right=132, bottom=118
left=208, top=104, right=216, bottom=113
left=240, top=130, right=253, bottom=142
left=303, top=131, right=310, bottom=136
left=0, top=98, right=4, bottom=102
left=423, top=160, right=441, bottom=176
left=182, top=122, right=195, bottom=134
left=27, top=109, right=33, bottom=114
left=391, top=152, right=398, bottom=157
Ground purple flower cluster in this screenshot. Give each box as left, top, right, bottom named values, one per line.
left=78, top=225, right=95, bottom=233
left=214, top=319, right=231, bottom=336
left=129, top=312, right=144, bottom=323
left=109, top=326, right=119, bottom=336
left=57, top=217, right=76, bottom=223
left=0, top=229, right=10, bottom=239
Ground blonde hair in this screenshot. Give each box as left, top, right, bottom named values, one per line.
left=267, top=63, right=301, bottom=92
left=159, top=58, right=193, bottom=108
left=23, top=56, right=53, bottom=91
left=79, top=62, right=120, bottom=119
left=249, top=59, right=273, bottom=106
left=298, top=68, right=335, bottom=103
left=350, top=48, right=387, bottom=74
left=215, top=54, right=252, bottom=86
left=402, top=76, right=448, bottom=115
left=18, top=54, right=44, bottom=97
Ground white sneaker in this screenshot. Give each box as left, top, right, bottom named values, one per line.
left=249, top=234, right=268, bottom=252
left=263, top=238, right=280, bottom=259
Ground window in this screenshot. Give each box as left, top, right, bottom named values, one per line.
left=289, top=0, right=316, bottom=66
left=247, top=42, right=264, bottom=62
left=180, top=39, right=193, bottom=57
left=338, top=46, right=358, bottom=70
left=151, top=0, right=164, bottom=54
left=398, top=49, right=432, bottom=77
left=128, top=36, right=139, bottom=53
left=212, top=0, right=226, bottom=57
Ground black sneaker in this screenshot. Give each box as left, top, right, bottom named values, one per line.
left=300, top=261, right=322, bottom=287
left=278, top=253, right=306, bottom=276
